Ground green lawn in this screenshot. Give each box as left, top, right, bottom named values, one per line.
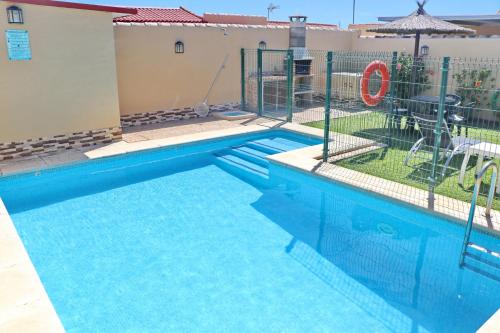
left=306, top=112, right=500, bottom=211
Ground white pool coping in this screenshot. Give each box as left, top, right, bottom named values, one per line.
left=479, top=309, right=500, bottom=333
left=0, top=120, right=499, bottom=332
left=84, top=124, right=269, bottom=159
left=0, top=200, right=65, bottom=333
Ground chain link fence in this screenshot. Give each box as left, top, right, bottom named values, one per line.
left=241, top=48, right=500, bottom=215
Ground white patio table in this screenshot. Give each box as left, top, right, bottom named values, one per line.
left=458, top=142, right=500, bottom=194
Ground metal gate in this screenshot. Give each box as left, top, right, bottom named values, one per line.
left=241, top=48, right=292, bottom=121
left=241, top=48, right=331, bottom=123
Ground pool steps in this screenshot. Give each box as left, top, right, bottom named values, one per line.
left=230, top=146, right=269, bottom=167
left=245, top=141, right=284, bottom=155
left=246, top=138, right=308, bottom=154
left=214, top=137, right=308, bottom=186
left=215, top=154, right=268, bottom=176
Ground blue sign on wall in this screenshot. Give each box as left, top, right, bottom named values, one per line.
left=5, top=29, right=31, bottom=61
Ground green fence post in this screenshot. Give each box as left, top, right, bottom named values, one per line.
left=429, top=56, right=450, bottom=202
left=286, top=49, right=294, bottom=122
left=257, top=48, right=263, bottom=116
left=387, top=51, right=398, bottom=145
left=240, top=48, right=246, bottom=110
left=322, top=51, right=333, bottom=162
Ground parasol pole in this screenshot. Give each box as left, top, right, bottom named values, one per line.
left=409, top=31, right=421, bottom=130
left=413, top=30, right=421, bottom=58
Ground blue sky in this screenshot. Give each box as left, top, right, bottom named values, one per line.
left=85, top=0, right=499, bottom=28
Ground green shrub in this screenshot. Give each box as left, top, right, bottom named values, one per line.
left=395, top=54, right=430, bottom=106
left=452, top=68, right=496, bottom=108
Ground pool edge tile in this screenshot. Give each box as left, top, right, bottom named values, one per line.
left=0, top=199, right=65, bottom=333
left=84, top=125, right=268, bottom=159
left=478, top=309, right=500, bottom=333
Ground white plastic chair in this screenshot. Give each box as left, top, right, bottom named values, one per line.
left=404, top=115, right=481, bottom=177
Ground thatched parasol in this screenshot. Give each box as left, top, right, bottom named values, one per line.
left=368, top=0, right=475, bottom=57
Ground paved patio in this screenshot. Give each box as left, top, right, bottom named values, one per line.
left=260, top=106, right=370, bottom=124
left=121, top=116, right=272, bottom=142
left=0, top=116, right=277, bottom=176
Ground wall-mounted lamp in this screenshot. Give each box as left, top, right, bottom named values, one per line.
left=420, top=45, right=429, bottom=56
left=7, top=6, right=23, bottom=24
left=258, top=41, right=267, bottom=50
left=175, top=41, right=184, bottom=54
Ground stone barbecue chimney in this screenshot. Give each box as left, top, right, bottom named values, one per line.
left=289, top=15, right=312, bottom=74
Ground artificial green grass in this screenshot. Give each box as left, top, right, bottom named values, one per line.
left=306, top=112, right=500, bottom=211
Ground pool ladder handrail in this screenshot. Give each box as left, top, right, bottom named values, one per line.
left=459, top=160, right=498, bottom=267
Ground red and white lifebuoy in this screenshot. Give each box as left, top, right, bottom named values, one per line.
left=360, top=60, right=390, bottom=107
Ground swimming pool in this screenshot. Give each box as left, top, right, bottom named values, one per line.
left=0, top=129, right=498, bottom=332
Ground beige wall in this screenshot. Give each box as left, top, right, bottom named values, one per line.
left=462, top=24, right=500, bottom=36
left=352, top=36, right=500, bottom=59
left=3, top=5, right=495, bottom=140
left=0, top=3, right=120, bottom=142
left=349, top=24, right=500, bottom=37
left=203, top=14, right=267, bottom=25
left=308, top=29, right=353, bottom=50
left=114, top=25, right=353, bottom=115
left=116, top=24, right=500, bottom=117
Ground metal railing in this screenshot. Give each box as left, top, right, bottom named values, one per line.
left=459, top=160, right=498, bottom=267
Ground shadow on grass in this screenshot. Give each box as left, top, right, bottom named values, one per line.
left=345, top=152, right=380, bottom=165
left=338, top=135, right=494, bottom=188
left=308, top=112, right=500, bottom=209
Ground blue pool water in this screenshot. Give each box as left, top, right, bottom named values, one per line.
left=0, top=130, right=499, bottom=332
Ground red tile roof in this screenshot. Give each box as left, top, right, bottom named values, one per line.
left=114, top=7, right=203, bottom=23
left=113, top=7, right=338, bottom=28
left=2, top=0, right=136, bottom=14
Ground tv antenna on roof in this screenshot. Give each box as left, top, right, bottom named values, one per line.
left=267, top=3, right=279, bottom=20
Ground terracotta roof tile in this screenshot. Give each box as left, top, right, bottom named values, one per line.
left=113, top=7, right=338, bottom=29
left=114, top=7, right=203, bottom=23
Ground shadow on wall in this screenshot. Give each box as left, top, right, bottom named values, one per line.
left=113, top=25, right=354, bottom=116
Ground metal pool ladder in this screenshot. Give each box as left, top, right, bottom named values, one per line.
left=459, top=160, right=499, bottom=270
